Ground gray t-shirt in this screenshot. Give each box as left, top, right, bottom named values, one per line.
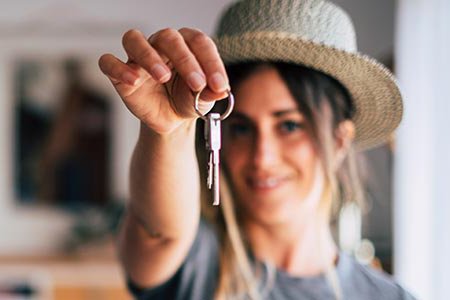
left=128, top=219, right=416, bottom=300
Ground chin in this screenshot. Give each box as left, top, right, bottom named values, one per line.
left=237, top=192, right=298, bottom=226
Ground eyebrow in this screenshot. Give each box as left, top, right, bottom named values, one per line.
left=230, top=109, right=301, bottom=120
left=273, top=109, right=300, bottom=117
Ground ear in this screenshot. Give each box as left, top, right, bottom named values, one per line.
left=334, top=120, right=355, bottom=169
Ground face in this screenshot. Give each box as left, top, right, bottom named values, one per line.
left=223, top=66, right=325, bottom=226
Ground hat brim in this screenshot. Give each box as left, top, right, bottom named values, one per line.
left=213, top=32, right=403, bottom=151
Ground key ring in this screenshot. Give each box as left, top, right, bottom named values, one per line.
left=193, top=89, right=234, bottom=121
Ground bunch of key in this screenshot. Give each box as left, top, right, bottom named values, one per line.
left=194, top=90, right=234, bottom=206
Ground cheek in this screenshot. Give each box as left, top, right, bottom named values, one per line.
left=295, top=141, right=316, bottom=165
left=222, top=140, right=247, bottom=173
left=286, top=137, right=318, bottom=180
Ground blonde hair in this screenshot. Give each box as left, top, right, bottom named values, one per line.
left=196, top=62, right=365, bottom=300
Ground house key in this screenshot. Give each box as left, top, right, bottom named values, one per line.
left=194, top=90, right=234, bottom=205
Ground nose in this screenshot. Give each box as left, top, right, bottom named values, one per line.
left=252, top=131, right=280, bottom=169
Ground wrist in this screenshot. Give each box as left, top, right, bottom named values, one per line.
left=139, top=119, right=197, bottom=142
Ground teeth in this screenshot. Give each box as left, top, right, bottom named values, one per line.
left=253, top=178, right=282, bottom=188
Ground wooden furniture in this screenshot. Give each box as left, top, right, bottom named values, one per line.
left=0, top=254, right=132, bottom=300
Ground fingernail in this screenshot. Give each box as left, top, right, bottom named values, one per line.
left=187, top=72, right=206, bottom=91
left=151, top=64, right=170, bottom=82
left=210, top=72, right=229, bottom=92
left=122, top=72, right=138, bottom=85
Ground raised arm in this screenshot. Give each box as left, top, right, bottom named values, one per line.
left=98, top=28, right=229, bottom=288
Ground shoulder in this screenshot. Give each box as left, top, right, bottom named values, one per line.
left=338, top=253, right=416, bottom=300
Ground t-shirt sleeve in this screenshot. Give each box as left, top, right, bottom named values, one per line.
left=370, top=271, right=417, bottom=300
left=345, top=259, right=417, bottom=300
left=126, top=218, right=220, bottom=300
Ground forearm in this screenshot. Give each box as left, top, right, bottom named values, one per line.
left=128, top=120, right=201, bottom=240
left=117, top=120, right=201, bottom=286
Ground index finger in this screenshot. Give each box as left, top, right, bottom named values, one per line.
left=122, top=29, right=172, bottom=83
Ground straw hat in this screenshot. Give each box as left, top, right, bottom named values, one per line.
left=213, top=0, right=403, bottom=151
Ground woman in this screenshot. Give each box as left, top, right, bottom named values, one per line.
left=99, top=0, right=414, bottom=299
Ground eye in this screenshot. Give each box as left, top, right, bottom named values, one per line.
left=279, top=120, right=304, bottom=133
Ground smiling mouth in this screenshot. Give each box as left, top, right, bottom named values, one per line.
left=247, top=176, right=289, bottom=192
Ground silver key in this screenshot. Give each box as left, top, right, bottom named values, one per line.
left=205, top=113, right=221, bottom=205
left=193, top=88, right=234, bottom=206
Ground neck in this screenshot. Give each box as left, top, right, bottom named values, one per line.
left=242, top=213, right=337, bottom=277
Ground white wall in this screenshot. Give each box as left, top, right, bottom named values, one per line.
left=395, top=0, right=450, bottom=298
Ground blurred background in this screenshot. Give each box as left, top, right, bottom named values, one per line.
left=0, top=0, right=448, bottom=299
